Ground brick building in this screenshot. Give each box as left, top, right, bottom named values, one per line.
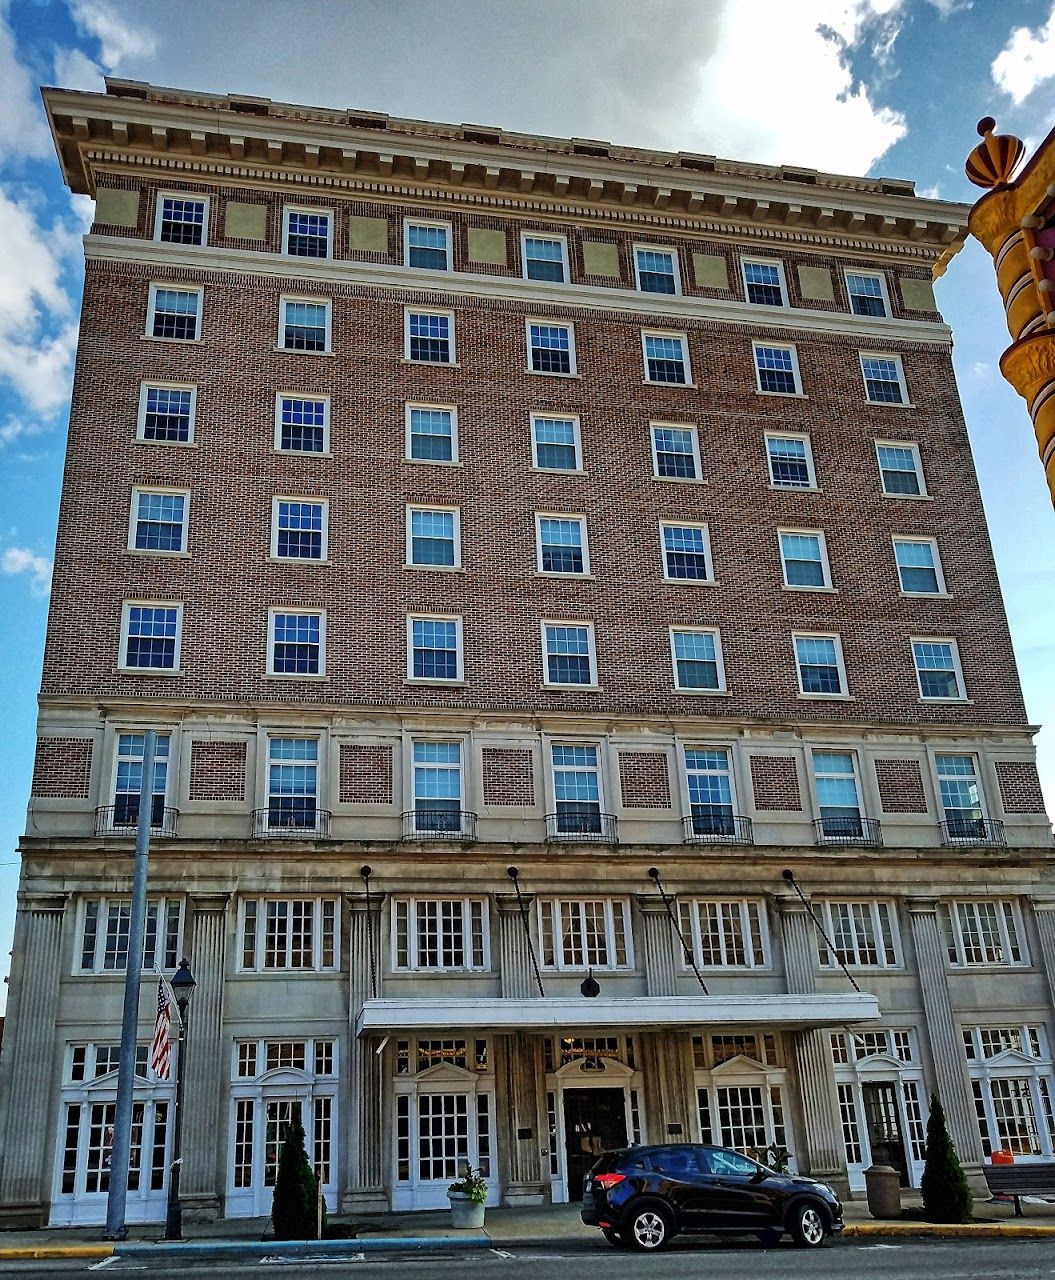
left=0, top=78, right=1052, bottom=1227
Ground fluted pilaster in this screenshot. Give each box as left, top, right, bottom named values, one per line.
left=638, top=1031, right=694, bottom=1141
left=345, top=891, right=385, bottom=1207
left=1029, top=897, right=1055, bottom=1011
left=496, top=1033, right=545, bottom=1203
left=496, top=893, right=539, bottom=999
left=635, top=895, right=679, bottom=997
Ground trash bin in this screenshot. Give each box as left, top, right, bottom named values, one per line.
left=864, top=1164, right=902, bottom=1219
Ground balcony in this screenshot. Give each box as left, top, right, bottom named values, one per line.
left=940, top=817, right=1006, bottom=847
left=814, top=816, right=883, bottom=847
left=682, top=813, right=754, bottom=845
left=95, top=805, right=179, bottom=838
left=545, top=810, right=618, bottom=844
left=252, top=808, right=331, bottom=839
left=401, top=809, right=478, bottom=842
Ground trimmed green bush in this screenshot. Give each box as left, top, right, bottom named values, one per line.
left=272, top=1114, right=326, bottom=1240
left=920, top=1093, right=973, bottom=1223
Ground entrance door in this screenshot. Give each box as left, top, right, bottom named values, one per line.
left=862, top=1082, right=909, bottom=1185
left=563, top=1088, right=628, bottom=1199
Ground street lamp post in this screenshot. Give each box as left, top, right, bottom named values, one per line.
left=164, top=958, right=196, bottom=1241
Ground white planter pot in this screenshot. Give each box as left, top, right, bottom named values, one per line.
left=447, top=1189, right=486, bottom=1228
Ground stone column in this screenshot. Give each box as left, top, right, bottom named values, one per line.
left=776, top=895, right=845, bottom=1182
left=344, top=891, right=386, bottom=1212
left=496, top=893, right=540, bottom=999
left=907, top=898, right=985, bottom=1177
left=1029, top=897, right=1055, bottom=1011
left=496, top=1033, right=545, bottom=1204
left=0, top=893, right=68, bottom=1225
left=634, top=895, right=678, bottom=997
left=638, top=1031, right=694, bottom=1141
left=180, top=893, right=230, bottom=1220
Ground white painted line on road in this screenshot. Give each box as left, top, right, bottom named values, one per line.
left=865, top=1243, right=902, bottom=1249
left=88, top=1260, right=117, bottom=1271
left=490, top=1248, right=514, bottom=1257
left=262, top=1255, right=366, bottom=1265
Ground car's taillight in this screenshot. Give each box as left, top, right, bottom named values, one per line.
left=593, top=1172, right=626, bottom=1190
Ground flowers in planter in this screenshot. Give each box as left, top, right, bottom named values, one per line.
left=448, top=1164, right=488, bottom=1205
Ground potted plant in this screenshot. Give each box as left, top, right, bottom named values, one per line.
left=447, top=1163, right=488, bottom=1228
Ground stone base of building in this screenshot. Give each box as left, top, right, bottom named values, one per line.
left=503, top=1181, right=547, bottom=1206
left=340, top=1189, right=390, bottom=1215
left=0, top=1202, right=46, bottom=1230
left=181, top=1192, right=223, bottom=1224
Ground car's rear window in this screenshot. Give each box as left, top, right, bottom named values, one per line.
left=588, top=1149, right=631, bottom=1174
left=645, top=1147, right=699, bottom=1177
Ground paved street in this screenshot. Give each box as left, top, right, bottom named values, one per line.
left=0, top=1239, right=1054, bottom=1278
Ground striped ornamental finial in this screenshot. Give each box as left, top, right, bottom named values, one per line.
left=966, top=116, right=1026, bottom=189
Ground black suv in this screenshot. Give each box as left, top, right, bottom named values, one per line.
left=581, top=1143, right=843, bottom=1251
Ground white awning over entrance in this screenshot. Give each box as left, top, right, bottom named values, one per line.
left=355, top=992, right=880, bottom=1037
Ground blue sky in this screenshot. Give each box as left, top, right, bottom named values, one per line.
left=0, top=0, right=1053, bottom=999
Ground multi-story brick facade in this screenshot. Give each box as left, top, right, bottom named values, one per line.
left=0, top=78, right=1051, bottom=1228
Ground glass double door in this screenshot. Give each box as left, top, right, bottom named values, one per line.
left=563, top=1088, right=628, bottom=1199
left=230, top=1093, right=334, bottom=1218
left=53, top=1098, right=170, bottom=1225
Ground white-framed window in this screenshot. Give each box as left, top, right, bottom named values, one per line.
left=410, top=741, right=465, bottom=834
left=972, top=1072, right=1055, bottom=1161
left=549, top=743, right=605, bottom=835
left=642, top=330, right=691, bottom=384
left=538, top=898, right=632, bottom=970
left=270, top=497, right=327, bottom=561
left=119, top=601, right=182, bottom=672
left=264, top=737, right=320, bottom=832
left=912, top=638, right=965, bottom=701
left=275, top=394, right=329, bottom=454
left=393, top=898, right=488, bottom=970
left=128, top=488, right=189, bottom=554
left=542, top=620, right=596, bottom=687
left=405, top=403, right=458, bottom=463
left=753, top=342, right=801, bottom=395
left=634, top=245, right=680, bottom=295
left=651, top=422, right=702, bottom=481
left=155, top=194, right=208, bottom=246
left=405, top=308, right=456, bottom=363
left=407, top=615, right=463, bottom=682
left=147, top=284, right=201, bottom=341
left=831, top=1029, right=917, bottom=1066
left=765, top=432, right=816, bottom=489
left=526, top=320, right=576, bottom=375
left=670, top=627, right=725, bottom=692
left=816, top=901, right=899, bottom=968
left=137, top=382, right=196, bottom=444
left=811, top=750, right=864, bottom=838
left=531, top=413, right=581, bottom=471
left=660, top=521, right=713, bottom=582
left=404, top=219, right=452, bottom=271
left=963, top=1025, right=1047, bottom=1063
left=935, top=754, right=988, bottom=835
left=406, top=505, right=461, bottom=568
left=742, top=258, right=788, bottom=307
left=283, top=207, right=332, bottom=259
left=522, top=232, right=568, bottom=283
left=939, top=900, right=1026, bottom=967
left=894, top=538, right=945, bottom=594
left=683, top=747, right=737, bottom=838
left=876, top=440, right=926, bottom=497
left=695, top=1058, right=789, bottom=1158
left=846, top=270, right=890, bottom=317
left=779, top=528, right=831, bottom=589
left=78, top=895, right=182, bottom=973
left=535, top=513, right=589, bottom=575
left=678, top=900, right=768, bottom=968
left=793, top=632, right=846, bottom=696
left=239, top=898, right=338, bottom=971
left=267, top=609, right=325, bottom=677
left=861, top=353, right=909, bottom=405
left=109, top=731, right=171, bottom=829
left=279, top=297, right=331, bottom=353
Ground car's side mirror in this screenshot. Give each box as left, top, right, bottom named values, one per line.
left=750, top=1168, right=767, bottom=1183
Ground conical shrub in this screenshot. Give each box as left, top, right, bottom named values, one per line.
left=272, top=1114, right=325, bottom=1240
left=920, top=1093, right=973, bottom=1223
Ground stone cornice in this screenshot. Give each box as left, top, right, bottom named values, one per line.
left=85, top=234, right=954, bottom=346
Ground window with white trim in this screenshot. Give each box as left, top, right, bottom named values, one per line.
left=811, top=750, right=864, bottom=838
left=239, top=897, right=338, bottom=971
left=536, top=514, right=588, bottom=574
left=779, top=529, right=830, bottom=589
left=753, top=343, right=801, bottom=395
left=846, top=270, right=889, bottom=317
left=935, top=753, right=989, bottom=840
left=138, top=383, right=196, bottom=444
left=939, top=900, right=1025, bottom=967
left=964, top=1024, right=1055, bottom=1159
left=407, top=505, right=460, bottom=568
left=793, top=633, right=846, bottom=696
left=408, top=615, right=463, bottom=682
left=677, top=900, right=767, bottom=968
left=267, top=609, right=324, bottom=677
left=895, top=538, right=945, bottom=594
left=660, top=522, right=712, bottom=581
left=280, top=297, right=330, bottom=352
left=522, top=233, right=568, bottom=283
left=876, top=441, right=926, bottom=496
left=264, top=737, right=319, bottom=832
left=643, top=331, right=690, bottom=384
left=766, top=432, right=815, bottom=489
left=912, top=638, right=964, bottom=701
left=393, top=898, right=488, bottom=970
left=147, top=285, right=201, bottom=341
left=527, top=321, right=575, bottom=374
left=276, top=395, right=329, bottom=454
left=271, top=498, right=327, bottom=560
left=155, top=195, right=208, bottom=246
left=816, top=901, right=899, bottom=967
left=742, top=259, right=787, bottom=306
left=550, top=743, right=604, bottom=834
left=411, top=741, right=464, bottom=833
left=963, top=1025, right=1046, bottom=1063
left=119, top=602, right=182, bottom=671
left=542, top=621, right=596, bottom=686
left=531, top=414, right=581, bottom=471
left=683, top=747, right=737, bottom=837
left=283, top=208, right=332, bottom=258
left=110, top=731, right=170, bottom=828
left=831, top=1029, right=916, bottom=1065
left=405, top=310, right=455, bottom=363
left=79, top=895, right=182, bottom=973
left=538, top=898, right=631, bottom=970
left=861, top=353, right=908, bottom=404
left=670, top=627, right=725, bottom=691
left=406, top=404, right=457, bottom=462
left=651, top=423, right=702, bottom=480
left=634, top=245, right=680, bottom=295
left=129, top=488, right=189, bottom=554
left=405, top=220, right=452, bottom=271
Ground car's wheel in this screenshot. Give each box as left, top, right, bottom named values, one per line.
left=624, top=1203, right=675, bottom=1251
left=788, top=1201, right=828, bottom=1248
left=601, top=1228, right=630, bottom=1248
left=756, top=1229, right=782, bottom=1247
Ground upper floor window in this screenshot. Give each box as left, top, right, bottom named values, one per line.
left=138, top=382, right=196, bottom=444
left=754, top=342, right=801, bottom=395
left=794, top=633, right=846, bottom=697
left=816, top=901, right=899, bottom=968
left=407, top=505, right=460, bottom=568
left=155, top=195, right=207, bottom=246
left=876, top=441, right=926, bottom=496
left=536, top=514, right=589, bottom=575
left=651, top=422, right=702, bottom=481
left=742, top=258, right=787, bottom=306
left=265, top=737, right=319, bottom=831
left=766, top=432, right=815, bottom=489
left=684, top=747, right=736, bottom=837
left=542, top=621, right=596, bottom=687
left=406, top=403, right=458, bottom=462
left=660, top=521, right=713, bottom=582
left=634, top=246, right=680, bottom=295
left=939, top=900, right=1025, bottom=967
left=963, top=1025, right=1046, bottom=1062
left=861, top=353, right=908, bottom=405
left=405, top=220, right=452, bottom=271
left=280, top=297, right=330, bottom=353
left=935, top=754, right=986, bottom=834
left=531, top=414, right=581, bottom=471
left=894, top=538, right=945, bottom=594
left=538, top=898, right=631, bottom=970
left=550, top=743, right=605, bottom=834
left=79, top=895, right=182, bottom=973
left=129, top=488, right=189, bottom=554
left=912, top=638, right=965, bottom=701
left=670, top=627, right=725, bottom=691
left=268, top=609, right=324, bottom=677
left=812, top=751, right=863, bottom=836
left=271, top=498, right=327, bottom=560
left=523, top=233, right=568, bottom=283
left=406, top=309, right=455, bottom=363
left=393, top=898, right=488, bottom=970
left=283, top=208, right=332, bottom=258
left=411, top=741, right=464, bottom=833
left=240, top=897, right=337, bottom=971
left=407, top=615, right=463, bottom=682
left=831, top=1029, right=915, bottom=1064
left=677, top=899, right=767, bottom=968
left=111, top=731, right=170, bottom=827
left=642, top=331, right=690, bottom=384
left=846, top=270, right=889, bottom=317
left=276, top=394, right=329, bottom=454
left=779, top=529, right=831, bottom=589
left=119, top=602, right=182, bottom=671
left=527, top=321, right=575, bottom=375
left=147, top=285, right=201, bottom=341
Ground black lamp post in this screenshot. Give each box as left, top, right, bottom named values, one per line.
left=164, top=958, right=196, bottom=1241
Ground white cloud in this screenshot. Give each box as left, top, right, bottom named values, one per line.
left=0, top=1, right=51, bottom=161
left=53, top=46, right=106, bottom=93
left=992, top=4, right=1055, bottom=105
left=69, top=0, right=157, bottom=70
left=0, top=547, right=53, bottom=597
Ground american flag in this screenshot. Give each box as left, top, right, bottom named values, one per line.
left=150, top=978, right=173, bottom=1080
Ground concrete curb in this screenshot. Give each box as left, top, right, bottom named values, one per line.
left=117, top=1234, right=494, bottom=1259
left=844, top=1221, right=1055, bottom=1239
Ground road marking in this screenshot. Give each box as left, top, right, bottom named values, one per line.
left=88, top=1261, right=117, bottom=1272
left=262, top=1255, right=366, bottom=1265
left=490, top=1248, right=514, bottom=1257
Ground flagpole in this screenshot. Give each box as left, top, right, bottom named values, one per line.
left=104, top=728, right=156, bottom=1240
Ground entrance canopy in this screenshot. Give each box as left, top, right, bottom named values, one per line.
left=356, top=992, right=880, bottom=1037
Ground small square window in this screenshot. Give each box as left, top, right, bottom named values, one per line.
left=522, top=233, right=568, bottom=283
left=542, top=621, right=596, bottom=687
left=876, top=441, right=926, bottom=496
left=651, top=423, right=702, bottom=480
left=407, top=615, right=463, bottom=682
left=753, top=343, right=801, bottom=395
left=405, top=221, right=452, bottom=271
left=137, top=383, right=196, bottom=444
left=271, top=498, right=327, bottom=560
left=660, top=522, right=712, bottom=581
left=643, top=331, right=690, bottom=384
left=779, top=529, right=831, bottom=589
left=634, top=246, right=680, bottom=295
left=894, top=538, right=945, bottom=594
left=405, top=403, right=458, bottom=462
left=155, top=195, right=208, bottom=246
left=275, top=395, right=329, bottom=454
left=766, top=433, right=816, bottom=489
left=742, top=259, right=787, bottom=307
left=147, top=285, right=201, bottom=341
left=268, top=609, right=325, bottom=676
left=793, top=632, right=846, bottom=697
left=527, top=321, right=576, bottom=375
left=283, top=208, right=332, bottom=258
left=536, top=514, right=589, bottom=575
left=405, top=309, right=455, bottom=363
left=671, top=628, right=725, bottom=691
left=846, top=271, right=889, bottom=317
left=120, top=602, right=182, bottom=671
left=129, top=488, right=189, bottom=554
left=531, top=414, right=582, bottom=471
left=407, top=505, right=460, bottom=568
left=280, top=298, right=331, bottom=353
left=861, top=353, right=908, bottom=405
left=912, top=638, right=964, bottom=700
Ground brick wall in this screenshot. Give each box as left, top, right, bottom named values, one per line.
left=188, top=739, right=247, bottom=801
left=995, top=761, right=1048, bottom=815
left=482, top=748, right=534, bottom=806
left=339, top=745, right=394, bottom=804
left=874, top=758, right=929, bottom=813
left=750, top=756, right=802, bottom=811
left=31, top=738, right=93, bottom=798
left=618, top=752, right=672, bottom=808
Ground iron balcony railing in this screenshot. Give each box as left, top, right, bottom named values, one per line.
left=401, top=810, right=478, bottom=841
left=95, top=805, right=179, bottom=838
left=814, top=816, right=883, bottom=847
left=682, top=813, right=754, bottom=845
left=252, top=808, right=331, bottom=838
left=940, top=817, right=1006, bottom=847
left=544, top=811, right=618, bottom=844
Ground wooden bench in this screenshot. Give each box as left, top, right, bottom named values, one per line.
left=983, top=1162, right=1055, bottom=1215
